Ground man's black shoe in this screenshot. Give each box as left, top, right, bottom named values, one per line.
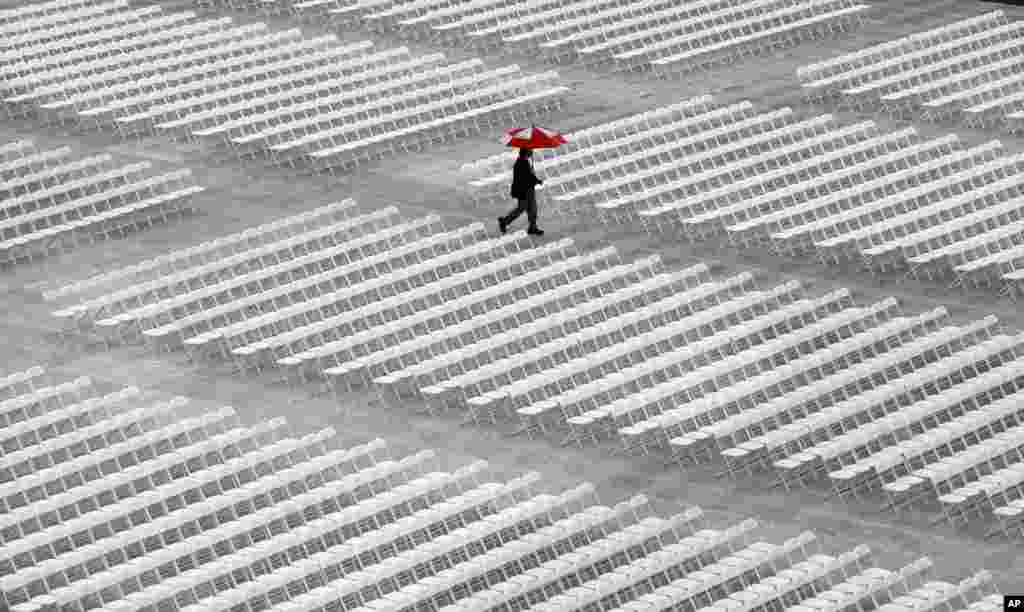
left=527, top=227, right=544, bottom=236
left=498, top=217, right=508, bottom=234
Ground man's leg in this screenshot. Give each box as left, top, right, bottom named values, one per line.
left=499, top=198, right=527, bottom=234
left=525, top=191, right=541, bottom=233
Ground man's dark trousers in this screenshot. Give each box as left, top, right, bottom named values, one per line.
left=503, top=190, right=538, bottom=230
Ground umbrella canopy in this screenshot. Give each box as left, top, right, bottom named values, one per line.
left=504, top=126, right=567, bottom=149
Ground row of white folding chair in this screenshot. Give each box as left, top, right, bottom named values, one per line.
left=954, top=241, right=1024, bottom=289
left=289, top=480, right=598, bottom=612
left=94, top=213, right=442, bottom=341
left=947, top=462, right=1024, bottom=531
left=227, top=232, right=563, bottom=370
left=0, top=376, right=93, bottom=432
left=567, top=106, right=804, bottom=210
left=921, top=72, right=1024, bottom=121
left=773, top=139, right=1004, bottom=251
left=757, top=333, right=1024, bottom=484
left=0, top=4, right=163, bottom=60
left=0, top=153, right=115, bottom=209
left=632, top=121, right=904, bottom=232
left=880, top=572, right=992, bottom=612
left=470, top=100, right=754, bottom=199
left=618, top=0, right=845, bottom=70
left=0, top=366, right=46, bottom=404
left=307, top=75, right=568, bottom=174
left=589, top=111, right=847, bottom=221
left=66, top=23, right=280, bottom=123
left=774, top=354, right=1024, bottom=492
left=659, top=306, right=953, bottom=462
left=460, top=94, right=713, bottom=176
left=92, top=26, right=310, bottom=123
left=58, top=203, right=386, bottom=330
left=77, top=207, right=399, bottom=327
left=531, top=0, right=686, bottom=62
left=136, top=217, right=457, bottom=351
left=768, top=154, right=995, bottom=258
left=365, top=255, right=714, bottom=406
left=830, top=385, right=1024, bottom=500
left=320, top=242, right=623, bottom=391
left=195, top=49, right=440, bottom=146
left=0, top=147, right=86, bottom=202
left=1, top=172, right=202, bottom=268
left=368, top=257, right=690, bottom=404
left=349, top=485, right=635, bottom=612
left=115, top=450, right=473, bottom=612
left=544, top=0, right=751, bottom=63
left=0, top=397, right=218, bottom=511
left=728, top=140, right=999, bottom=249
left=109, top=32, right=339, bottom=136
left=820, top=151, right=1024, bottom=260
left=397, top=0, right=521, bottom=38
left=433, top=0, right=563, bottom=44
left=867, top=185, right=1024, bottom=272
left=0, top=145, right=72, bottom=183
left=585, top=292, right=888, bottom=446
left=0, top=406, right=241, bottom=575
left=444, top=270, right=769, bottom=421
left=31, top=441, right=423, bottom=612
left=0, top=160, right=154, bottom=238
left=547, top=281, right=817, bottom=434
left=299, top=243, right=617, bottom=383
left=459, top=0, right=624, bottom=50
left=377, top=258, right=695, bottom=405
left=0, top=426, right=339, bottom=607
left=179, top=472, right=542, bottom=612
left=15, top=16, right=237, bottom=100
left=441, top=509, right=718, bottom=612
left=536, top=522, right=794, bottom=612
left=839, top=33, right=1024, bottom=110
left=658, top=307, right=965, bottom=463
left=607, top=0, right=778, bottom=69
left=0, top=169, right=199, bottom=264
left=0, top=0, right=141, bottom=48
left=351, top=0, right=467, bottom=31
left=151, top=40, right=384, bottom=138
left=112, top=454, right=485, bottom=612
left=509, top=286, right=847, bottom=439
left=206, top=229, right=544, bottom=363
left=1, top=16, right=245, bottom=101
left=266, top=63, right=522, bottom=157
left=916, top=421, right=1024, bottom=516
left=790, top=558, right=934, bottom=612
left=0, top=416, right=289, bottom=548
left=0, top=0, right=123, bottom=30
left=214, top=47, right=427, bottom=149
left=724, top=136, right=986, bottom=250
left=182, top=221, right=501, bottom=364
left=910, top=216, right=1024, bottom=283
left=1, top=7, right=178, bottom=95
left=0, top=382, right=138, bottom=459
left=8, top=10, right=203, bottom=100
left=799, top=15, right=1019, bottom=99
left=434, top=271, right=754, bottom=421
left=51, top=35, right=367, bottom=125
left=878, top=54, right=1023, bottom=118
left=962, top=88, right=1024, bottom=128
left=44, top=199, right=357, bottom=306
left=535, top=104, right=787, bottom=211
left=0, top=140, right=36, bottom=164
left=648, top=0, right=869, bottom=78
left=225, top=56, right=487, bottom=154
left=797, top=10, right=1006, bottom=84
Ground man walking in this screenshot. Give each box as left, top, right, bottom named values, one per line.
left=499, top=147, right=544, bottom=236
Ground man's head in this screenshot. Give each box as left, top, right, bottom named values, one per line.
left=519, top=148, right=532, bottom=159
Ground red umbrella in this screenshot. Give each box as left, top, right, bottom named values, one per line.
left=504, top=126, right=567, bottom=149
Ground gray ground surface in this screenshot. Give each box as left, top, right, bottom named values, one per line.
left=2, top=0, right=1024, bottom=591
